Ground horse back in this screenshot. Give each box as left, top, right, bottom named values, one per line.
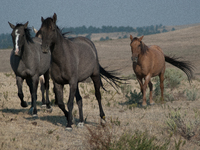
left=148, top=45, right=165, bottom=76
left=62, top=36, right=99, bottom=82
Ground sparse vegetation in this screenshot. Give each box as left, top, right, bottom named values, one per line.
left=1, top=24, right=200, bottom=149
left=184, top=88, right=199, bottom=101
left=86, top=124, right=187, bottom=150
left=165, top=107, right=200, bottom=143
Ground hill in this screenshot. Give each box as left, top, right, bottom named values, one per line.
left=1, top=24, right=200, bottom=78
left=1, top=24, right=200, bottom=149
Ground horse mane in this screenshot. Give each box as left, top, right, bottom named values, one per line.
left=15, top=24, right=34, bottom=43
left=131, top=37, right=149, bottom=55
left=140, top=41, right=149, bottom=54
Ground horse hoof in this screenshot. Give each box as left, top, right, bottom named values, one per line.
left=141, top=104, right=147, bottom=108
left=77, top=122, right=84, bottom=128
left=32, top=114, right=38, bottom=118
left=150, top=102, right=155, bottom=106
left=46, top=107, right=53, bottom=113
left=65, top=127, right=73, bottom=131
left=28, top=107, right=33, bottom=115
left=28, top=107, right=37, bottom=116
left=41, top=104, right=46, bottom=108
left=21, top=101, right=28, bottom=107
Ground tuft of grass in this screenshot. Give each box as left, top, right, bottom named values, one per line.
left=184, top=88, right=199, bottom=101
left=123, top=89, right=142, bottom=108
left=163, top=68, right=185, bottom=90
left=85, top=125, right=186, bottom=150
left=120, top=83, right=132, bottom=96
left=152, top=68, right=185, bottom=102
left=110, top=117, right=121, bottom=126
left=86, top=125, right=112, bottom=150
left=165, top=107, right=200, bottom=141
left=112, top=130, right=171, bottom=150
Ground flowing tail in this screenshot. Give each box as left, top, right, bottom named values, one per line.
left=99, top=65, right=127, bottom=91
left=165, top=55, right=194, bottom=82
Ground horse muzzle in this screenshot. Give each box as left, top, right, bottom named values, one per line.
left=41, top=45, right=49, bottom=53
left=14, top=48, right=20, bottom=56
left=131, top=56, right=138, bottom=63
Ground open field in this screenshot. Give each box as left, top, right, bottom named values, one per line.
left=0, top=24, right=200, bottom=149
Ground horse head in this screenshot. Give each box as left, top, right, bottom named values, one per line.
left=8, top=22, right=30, bottom=56
left=38, top=13, right=58, bottom=53
left=130, top=35, right=148, bottom=62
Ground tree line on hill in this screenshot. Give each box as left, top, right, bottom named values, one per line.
left=0, top=24, right=175, bottom=49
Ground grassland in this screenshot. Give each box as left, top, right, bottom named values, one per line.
left=0, top=24, right=200, bottom=149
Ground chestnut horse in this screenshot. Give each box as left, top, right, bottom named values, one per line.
left=130, top=35, right=194, bottom=107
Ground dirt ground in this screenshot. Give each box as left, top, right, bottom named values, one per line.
left=1, top=25, right=200, bottom=150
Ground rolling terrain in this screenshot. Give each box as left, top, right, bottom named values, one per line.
left=0, top=24, right=200, bottom=149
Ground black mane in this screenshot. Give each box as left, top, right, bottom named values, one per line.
left=16, top=23, right=33, bottom=43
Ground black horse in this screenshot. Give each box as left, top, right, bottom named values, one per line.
left=37, top=13, right=125, bottom=130
left=8, top=22, right=51, bottom=116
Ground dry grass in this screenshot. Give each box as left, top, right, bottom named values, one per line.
left=1, top=25, right=200, bottom=149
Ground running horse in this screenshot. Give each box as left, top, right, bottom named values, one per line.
left=37, top=13, right=125, bottom=130
left=130, top=35, right=194, bottom=107
left=8, top=22, right=51, bottom=116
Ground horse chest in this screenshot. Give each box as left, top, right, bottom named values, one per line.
left=11, top=58, right=35, bottom=78
left=51, top=65, right=70, bottom=84
left=133, top=63, right=149, bottom=77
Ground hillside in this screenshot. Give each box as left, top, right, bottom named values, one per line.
left=1, top=24, right=200, bottom=78
left=95, top=25, right=200, bottom=78
left=0, top=25, right=200, bottom=149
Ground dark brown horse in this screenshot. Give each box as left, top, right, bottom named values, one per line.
left=37, top=13, right=125, bottom=130
left=130, top=35, right=194, bottom=107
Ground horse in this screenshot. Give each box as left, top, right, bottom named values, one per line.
left=37, top=13, right=125, bottom=130
left=8, top=22, right=51, bottom=116
left=129, top=35, right=194, bottom=107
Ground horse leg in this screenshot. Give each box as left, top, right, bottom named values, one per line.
left=66, top=82, right=77, bottom=130
left=159, top=71, right=165, bottom=103
left=53, top=82, right=69, bottom=129
left=91, top=75, right=105, bottom=120
left=75, top=85, right=84, bottom=127
left=26, top=76, right=39, bottom=116
left=148, top=81, right=154, bottom=105
left=136, top=76, right=143, bottom=104
left=142, top=74, right=151, bottom=107
left=53, top=81, right=58, bottom=105
left=44, top=70, right=51, bottom=111
left=16, top=76, right=28, bottom=107
left=39, top=75, right=46, bottom=107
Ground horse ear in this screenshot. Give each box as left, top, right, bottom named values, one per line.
left=139, top=35, right=144, bottom=41
left=53, top=13, right=57, bottom=23
left=130, top=35, right=133, bottom=41
left=24, top=21, right=29, bottom=29
left=32, top=27, right=38, bottom=34
left=8, top=22, right=15, bottom=29
left=41, top=17, right=44, bottom=22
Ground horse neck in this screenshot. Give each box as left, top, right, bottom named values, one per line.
left=21, top=39, right=34, bottom=60
left=50, top=31, right=70, bottom=63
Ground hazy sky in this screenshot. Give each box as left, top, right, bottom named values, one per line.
left=1, top=0, right=200, bottom=34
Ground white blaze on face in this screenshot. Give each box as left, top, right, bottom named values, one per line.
left=14, top=29, right=20, bottom=55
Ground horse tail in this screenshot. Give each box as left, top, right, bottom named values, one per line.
left=164, top=55, right=194, bottom=82
left=99, top=65, right=126, bottom=92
